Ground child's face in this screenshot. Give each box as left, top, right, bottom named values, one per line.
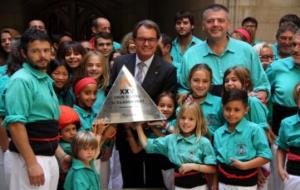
left=224, top=72, right=243, bottom=91
left=60, top=124, right=77, bottom=143
left=86, top=56, right=104, bottom=80
left=223, top=100, right=248, bottom=128
left=179, top=110, right=197, bottom=137
left=65, top=49, right=83, bottom=69
left=51, top=65, right=69, bottom=89
left=77, top=84, right=97, bottom=109
left=78, top=146, right=96, bottom=165
left=158, top=96, right=175, bottom=119
left=190, top=70, right=211, bottom=98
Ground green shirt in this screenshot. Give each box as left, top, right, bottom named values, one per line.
left=56, top=87, right=74, bottom=107
left=0, top=74, right=9, bottom=116
left=4, top=63, right=59, bottom=127
left=180, top=38, right=270, bottom=94
left=214, top=118, right=272, bottom=165
left=276, top=114, right=300, bottom=151
left=171, top=35, right=203, bottom=65
left=60, top=140, right=72, bottom=155
left=73, top=105, right=97, bottom=131
left=92, top=88, right=106, bottom=114
left=266, top=56, right=300, bottom=107
left=201, top=93, right=224, bottom=134
left=246, top=96, right=269, bottom=131
left=146, top=134, right=216, bottom=167
left=64, top=158, right=100, bottom=190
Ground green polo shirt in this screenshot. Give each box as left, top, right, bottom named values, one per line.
left=201, top=93, right=224, bottom=134
left=213, top=118, right=272, bottom=165
left=171, top=35, right=203, bottom=65
left=0, top=65, right=7, bottom=77
left=180, top=38, right=270, bottom=94
left=4, top=63, right=59, bottom=127
left=271, top=43, right=281, bottom=61
left=73, top=105, right=97, bottom=131
left=64, top=158, right=100, bottom=190
left=266, top=57, right=300, bottom=107
left=276, top=114, right=300, bottom=151
left=246, top=96, right=269, bottom=131
left=0, top=74, right=9, bottom=116
left=146, top=134, right=216, bottom=167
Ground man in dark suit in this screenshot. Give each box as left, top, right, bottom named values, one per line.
left=108, top=19, right=177, bottom=188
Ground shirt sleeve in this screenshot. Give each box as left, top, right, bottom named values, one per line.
left=3, top=78, right=32, bottom=127
left=248, top=97, right=269, bottom=131
left=252, top=126, right=272, bottom=160
left=201, top=138, right=217, bottom=165
left=276, top=120, right=289, bottom=151
left=145, top=136, right=170, bottom=157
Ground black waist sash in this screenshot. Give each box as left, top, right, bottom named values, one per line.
left=218, top=163, right=258, bottom=186
left=272, top=103, right=297, bottom=135
left=9, top=120, right=59, bottom=156
left=287, top=146, right=300, bottom=176
left=174, top=169, right=206, bottom=188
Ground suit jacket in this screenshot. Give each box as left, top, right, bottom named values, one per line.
left=108, top=53, right=177, bottom=101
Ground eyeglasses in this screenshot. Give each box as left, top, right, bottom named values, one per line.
left=135, top=37, right=158, bottom=44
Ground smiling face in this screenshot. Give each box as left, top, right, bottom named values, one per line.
left=51, top=65, right=69, bottom=89
left=85, top=55, right=104, bottom=80
left=277, top=30, right=294, bottom=55
left=202, top=9, right=230, bottom=41
left=77, top=84, right=97, bottom=109
left=65, top=49, right=83, bottom=69
left=224, top=72, right=243, bottom=91
left=190, top=69, right=211, bottom=99
left=292, top=34, right=300, bottom=64
left=134, top=25, right=158, bottom=61
left=179, top=109, right=197, bottom=137
left=158, top=96, right=175, bottom=119
left=223, top=100, right=248, bottom=129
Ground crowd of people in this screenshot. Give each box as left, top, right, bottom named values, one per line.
left=0, top=3, right=300, bottom=190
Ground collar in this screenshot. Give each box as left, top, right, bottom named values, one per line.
left=135, top=54, right=154, bottom=68
left=23, top=63, right=50, bottom=80
left=202, top=93, right=215, bottom=105
left=224, top=117, right=248, bottom=134
left=283, top=57, right=297, bottom=69
left=73, top=104, right=93, bottom=118
left=176, top=133, right=197, bottom=144
left=172, top=35, right=199, bottom=46
left=290, top=114, right=300, bottom=125
left=203, top=37, right=235, bottom=56
left=72, top=158, right=94, bottom=170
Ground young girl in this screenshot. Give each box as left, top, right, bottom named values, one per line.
left=223, top=66, right=269, bottom=131
left=48, top=59, right=74, bottom=106
left=78, top=51, right=109, bottom=113
left=73, top=76, right=116, bottom=189
left=136, top=101, right=216, bottom=189
left=182, top=63, right=224, bottom=135
left=276, top=82, right=300, bottom=189
left=213, top=89, right=272, bottom=190
left=64, top=127, right=107, bottom=190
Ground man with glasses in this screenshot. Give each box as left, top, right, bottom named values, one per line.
left=108, top=19, right=177, bottom=188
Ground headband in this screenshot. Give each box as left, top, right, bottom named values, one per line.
left=74, top=77, right=97, bottom=96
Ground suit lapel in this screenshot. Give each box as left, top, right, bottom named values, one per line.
left=124, top=54, right=136, bottom=75
left=142, top=55, right=160, bottom=88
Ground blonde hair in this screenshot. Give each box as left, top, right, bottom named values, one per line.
left=72, top=131, right=98, bottom=159
left=80, top=51, right=109, bottom=90
left=175, top=102, right=208, bottom=140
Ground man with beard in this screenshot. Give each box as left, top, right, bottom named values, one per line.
left=272, top=22, right=298, bottom=60
left=3, top=29, right=63, bottom=190
left=170, top=10, right=202, bottom=65
left=180, top=4, right=269, bottom=101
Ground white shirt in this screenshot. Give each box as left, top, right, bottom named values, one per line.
left=134, top=55, right=154, bottom=83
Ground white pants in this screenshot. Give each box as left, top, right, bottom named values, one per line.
left=219, top=182, right=257, bottom=190
left=108, top=145, right=123, bottom=189
left=175, top=184, right=207, bottom=190
left=100, top=160, right=110, bottom=189
left=0, top=148, right=8, bottom=189
left=162, top=168, right=174, bottom=190
left=270, top=144, right=284, bottom=190
left=284, top=174, right=300, bottom=190
left=4, top=151, right=59, bottom=190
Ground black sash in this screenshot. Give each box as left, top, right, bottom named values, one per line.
left=174, top=169, right=206, bottom=188
left=287, top=146, right=300, bottom=176
left=272, top=103, right=297, bottom=135
left=9, top=120, right=59, bottom=156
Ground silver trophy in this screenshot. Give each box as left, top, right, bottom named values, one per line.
left=97, top=66, right=166, bottom=123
